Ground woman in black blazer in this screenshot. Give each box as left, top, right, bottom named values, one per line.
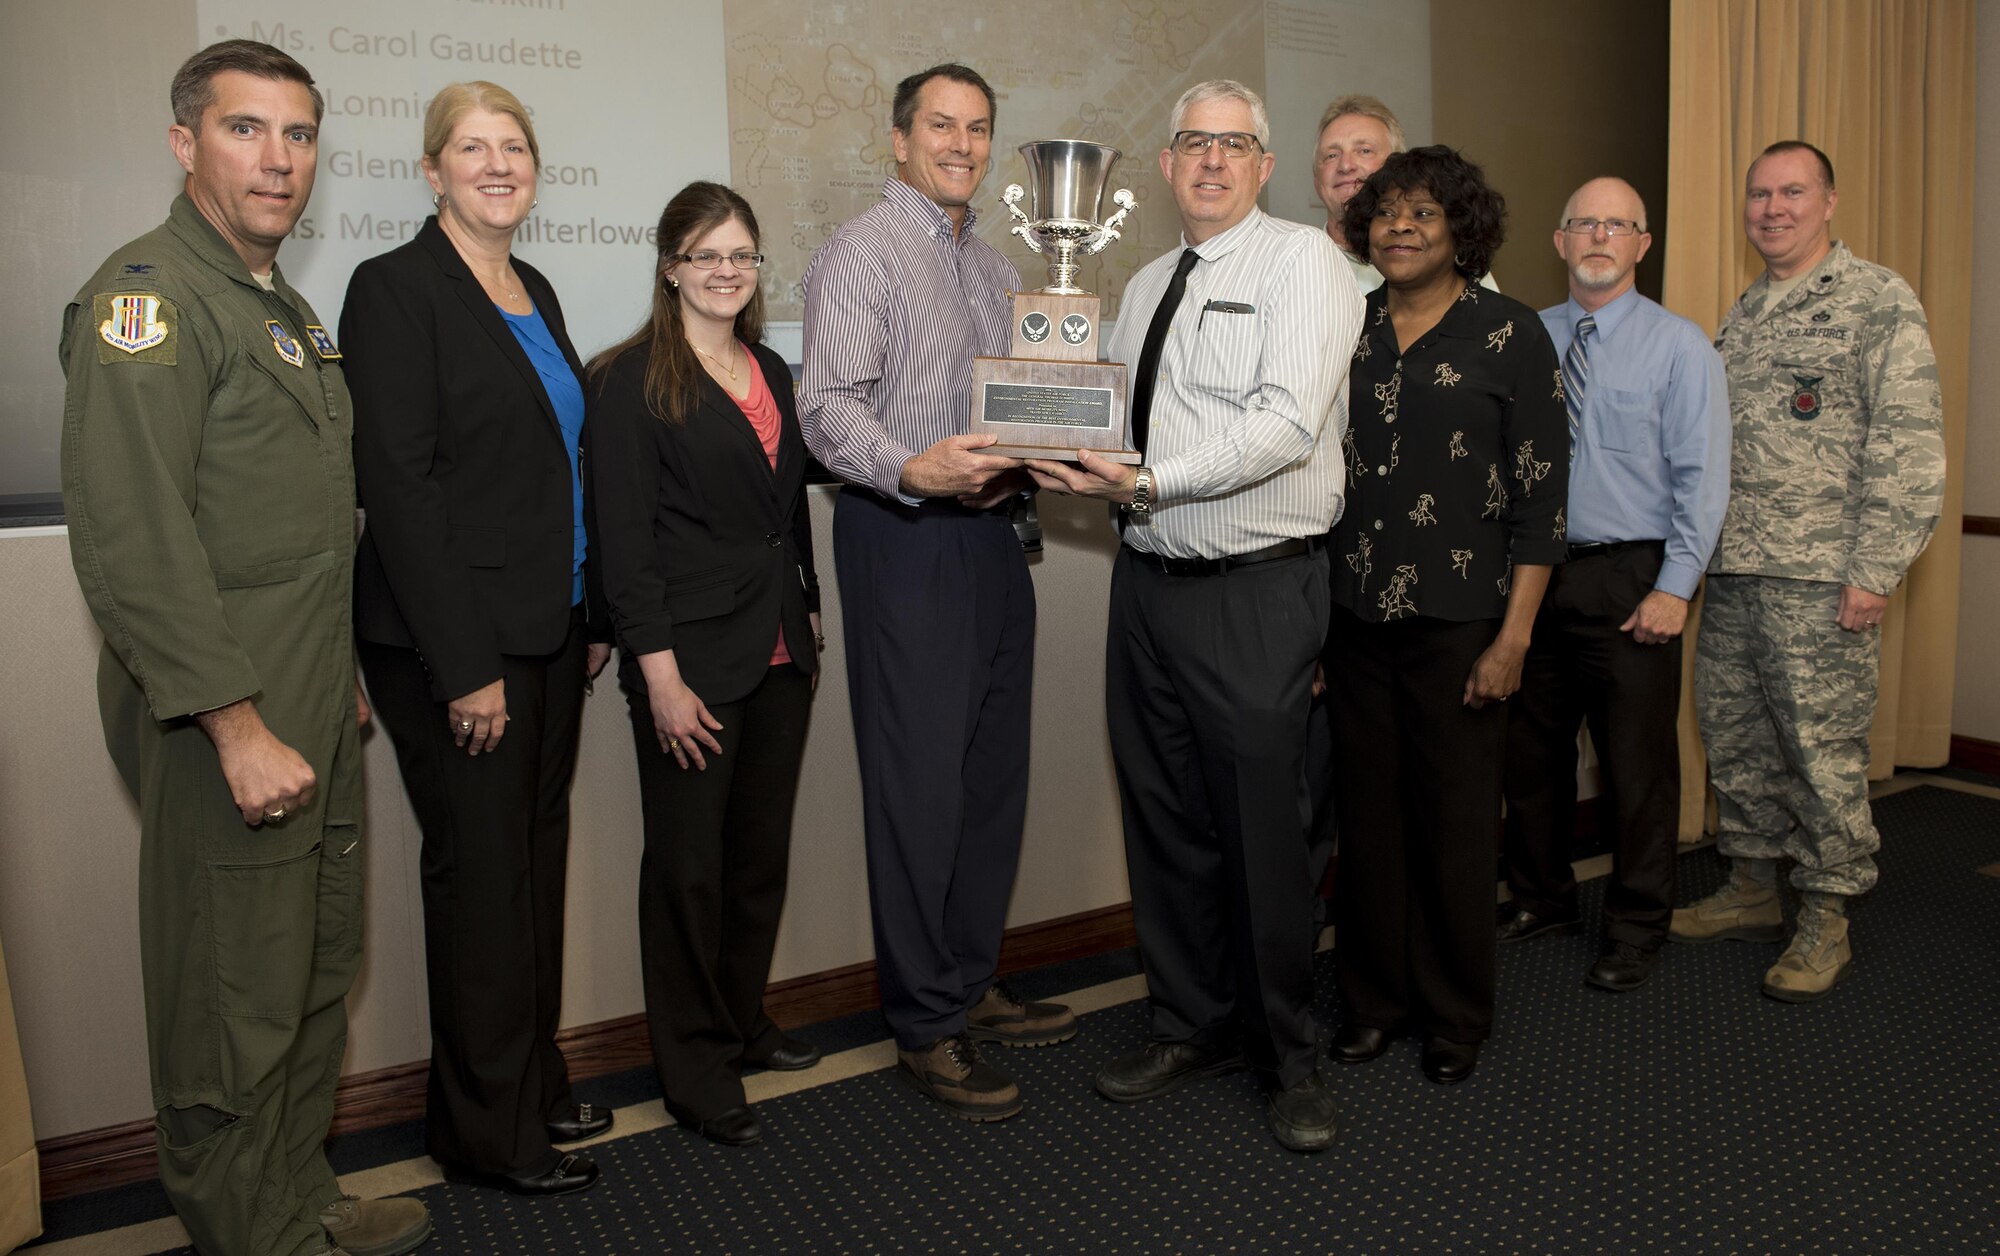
left=585, top=181, right=822, bottom=1147
left=340, top=82, right=609, bottom=1196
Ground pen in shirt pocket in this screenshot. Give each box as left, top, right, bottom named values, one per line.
left=1199, top=299, right=1255, bottom=329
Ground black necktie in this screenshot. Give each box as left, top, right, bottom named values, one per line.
left=1128, top=248, right=1200, bottom=458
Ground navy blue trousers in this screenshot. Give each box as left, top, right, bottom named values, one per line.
left=833, top=489, right=1035, bottom=1049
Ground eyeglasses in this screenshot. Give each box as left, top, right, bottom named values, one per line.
left=1171, top=130, right=1262, bottom=159
left=674, top=250, right=765, bottom=269
left=1560, top=217, right=1644, bottom=237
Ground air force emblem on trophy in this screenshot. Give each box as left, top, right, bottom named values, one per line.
left=971, top=140, right=1141, bottom=463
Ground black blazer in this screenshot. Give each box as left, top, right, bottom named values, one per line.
left=341, top=217, right=596, bottom=701
left=584, top=340, right=819, bottom=705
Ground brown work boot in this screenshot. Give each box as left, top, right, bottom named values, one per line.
left=318, top=1195, right=433, bottom=1256
left=1762, top=908, right=1852, bottom=1003
left=967, top=980, right=1078, bottom=1047
left=1668, top=866, right=1784, bottom=944
left=897, top=1033, right=1023, bottom=1121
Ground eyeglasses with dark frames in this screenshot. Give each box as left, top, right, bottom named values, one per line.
left=673, top=250, right=766, bottom=269
left=1560, top=217, right=1644, bottom=237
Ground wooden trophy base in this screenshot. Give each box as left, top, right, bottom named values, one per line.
left=969, top=290, right=1138, bottom=463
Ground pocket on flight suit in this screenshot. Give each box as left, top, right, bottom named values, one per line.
left=314, top=821, right=363, bottom=962
left=208, top=838, right=324, bottom=1018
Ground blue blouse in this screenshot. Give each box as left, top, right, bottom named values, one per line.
left=499, top=303, right=587, bottom=605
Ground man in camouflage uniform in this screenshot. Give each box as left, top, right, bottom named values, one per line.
left=1671, top=141, right=1944, bottom=1002
left=61, top=41, right=429, bottom=1256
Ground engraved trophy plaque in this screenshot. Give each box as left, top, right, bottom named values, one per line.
left=970, top=140, right=1140, bottom=463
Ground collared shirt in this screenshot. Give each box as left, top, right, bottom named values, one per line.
left=1709, top=240, right=1944, bottom=593
left=1331, top=282, right=1570, bottom=623
left=1103, top=207, right=1360, bottom=559
left=799, top=177, right=1021, bottom=504
left=1539, top=287, right=1730, bottom=600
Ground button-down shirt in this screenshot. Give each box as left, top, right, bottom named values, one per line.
left=1104, top=208, right=1360, bottom=559
left=799, top=178, right=1021, bottom=504
left=1331, top=283, right=1570, bottom=623
left=1539, top=287, right=1730, bottom=600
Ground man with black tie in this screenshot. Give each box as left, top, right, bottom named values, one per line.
left=1497, top=176, right=1729, bottom=992
left=1028, top=79, right=1360, bottom=1151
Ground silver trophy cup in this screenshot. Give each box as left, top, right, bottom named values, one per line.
left=1002, top=140, right=1136, bottom=295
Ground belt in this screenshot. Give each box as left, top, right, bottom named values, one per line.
left=1566, top=538, right=1662, bottom=560
left=1127, top=535, right=1322, bottom=578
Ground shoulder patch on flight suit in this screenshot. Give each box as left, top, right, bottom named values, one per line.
left=303, top=325, right=341, bottom=361
left=266, top=320, right=306, bottom=367
left=95, top=292, right=175, bottom=364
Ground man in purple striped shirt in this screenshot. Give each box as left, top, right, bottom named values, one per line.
left=799, top=63, right=1075, bottom=1123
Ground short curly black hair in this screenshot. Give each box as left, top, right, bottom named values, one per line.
left=1340, top=145, right=1507, bottom=281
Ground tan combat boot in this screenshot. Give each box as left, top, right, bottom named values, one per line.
left=1668, top=866, right=1785, bottom=944
left=1762, top=909, right=1852, bottom=1003
left=318, top=1194, right=433, bottom=1256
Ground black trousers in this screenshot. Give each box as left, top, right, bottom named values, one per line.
left=358, top=613, right=587, bottom=1174
left=833, top=489, right=1035, bottom=1049
left=624, top=663, right=813, bottom=1123
left=1109, top=546, right=1327, bottom=1089
left=1329, top=607, right=1507, bottom=1043
left=1502, top=541, right=1681, bottom=948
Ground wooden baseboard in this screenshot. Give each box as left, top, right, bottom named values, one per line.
left=36, top=901, right=1138, bottom=1203
left=1962, top=514, right=2000, bottom=537
left=1949, top=734, right=2000, bottom=778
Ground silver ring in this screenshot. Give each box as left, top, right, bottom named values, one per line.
left=265, top=807, right=287, bottom=821
left=459, top=720, right=473, bottom=731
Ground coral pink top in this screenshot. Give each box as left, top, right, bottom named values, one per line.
left=730, top=347, right=792, bottom=668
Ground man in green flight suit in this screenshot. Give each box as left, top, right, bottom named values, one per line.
left=59, top=40, right=431, bottom=1256
left=1671, top=141, right=1945, bottom=1001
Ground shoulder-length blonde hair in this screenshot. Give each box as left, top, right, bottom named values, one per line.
left=588, top=182, right=767, bottom=425
left=422, top=81, right=541, bottom=170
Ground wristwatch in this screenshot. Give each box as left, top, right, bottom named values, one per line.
left=1126, top=466, right=1154, bottom=518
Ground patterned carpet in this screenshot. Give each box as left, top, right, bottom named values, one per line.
left=32, top=780, right=2000, bottom=1255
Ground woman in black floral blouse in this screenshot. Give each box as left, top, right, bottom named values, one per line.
left=1324, top=146, right=1568, bottom=1085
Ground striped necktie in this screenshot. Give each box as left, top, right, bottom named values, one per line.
left=1563, top=314, right=1595, bottom=462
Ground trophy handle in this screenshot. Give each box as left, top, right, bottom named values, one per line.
left=1079, top=188, right=1136, bottom=257
left=1002, top=184, right=1043, bottom=254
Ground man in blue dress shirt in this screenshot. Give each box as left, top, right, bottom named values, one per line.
left=1496, top=177, right=1730, bottom=992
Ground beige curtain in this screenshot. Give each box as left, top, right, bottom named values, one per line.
left=1664, top=0, right=1974, bottom=837
left=0, top=930, right=40, bottom=1255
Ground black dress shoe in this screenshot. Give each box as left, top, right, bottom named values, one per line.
left=1495, top=904, right=1582, bottom=943
left=745, top=1034, right=823, bottom=1071
left=546, top=1102, right=612, bottom=1143
left=445, top=1151, right=600, bottom=1196
left=1094, top=1040, right=1247, bottom=1103
left=1420, top=1036, right=1480, bottom=1085
left=1329, top=1024, right=1390, bottom=1065
left=1265, top=1069, right=1337, bottom=1152
left=694, top=1105, right=763, bottom=1146
left=1586, top=941, right=1660, bottom=993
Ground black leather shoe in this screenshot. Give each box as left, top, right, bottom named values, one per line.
left=444, top=1151, right=600, bottom=1196
left=1329, top=1024, right=1390, bottom=1064
left=1495, top=903, right=1582, bottom=943
left=694, top=1105, right=763, bottom=1147
left=745, top=1034, right=823, bottom=1071
left=1265, top=1068, right=1337, bottom=1152
left=1586, top=941, right=1660, bottom=993
left=1094, top=1041, right=1247, bottom=1103
left=1420, top=1036, right=1480, bottom=1085
left=546, top=1102, right=612, bottom=1143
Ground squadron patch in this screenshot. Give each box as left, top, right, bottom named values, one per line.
left=95, top=293, right=174, bottom=364
left=303, top=324, right=342, bottom=361
left=266, top=319, right=306, bottom=368
left=1789, top=373, right=1822, bottom=420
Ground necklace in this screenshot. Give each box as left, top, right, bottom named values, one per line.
left=691, top=341, right=739, bottom=381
